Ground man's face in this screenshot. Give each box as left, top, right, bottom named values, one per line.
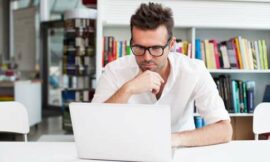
left=131, top=25, right=174, bottom=73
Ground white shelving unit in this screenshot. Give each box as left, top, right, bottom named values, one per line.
left=209, top=69, right=270, bottom=73
left=96, top=0, right=270, bottom=139
left=194, top=113, right=253, bottom=117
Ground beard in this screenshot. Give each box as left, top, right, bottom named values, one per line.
left=138, top=60, right=163, bottom=72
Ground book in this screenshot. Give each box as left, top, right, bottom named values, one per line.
left=238, top=80, right=245, bottom=113
left=232, top=80, right=240, bottom=113
left=254, top=41, right=261, bottom=69
left=246, top=40, right=254, bottom=70
left=194, top=116, right=205, bottom=128
left=195, top=39, right=202, bottom=60
left=246, top=81, right=255, bottom=113
left=258, top=40, right=265, bottom=69
left=227, top=40, right=238, bottom=69
left=243, top=82, right=248, bottom=113
left=238, top=36, right=248, bottom=69
left=234, top=38, right=243, bottom=69
left=210, top=40, right=221, bottom=69
left=263, top=85, right=270, bottom=102
left=219, top=42, right=230, bottom=69
left=262, top=40, right=268, bottom=69
left=200, top=41, right=206, bottom=64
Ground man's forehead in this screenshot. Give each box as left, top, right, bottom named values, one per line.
left=131, top=26, right=169, bottom=44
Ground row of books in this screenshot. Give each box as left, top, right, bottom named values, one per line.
left=63, top=55, right=94, bottom=66
left=62, top=89, right=95, bottom=104
left=195, top=37, right=269, bottom=70
left=62, top=89, right=95, bottom=106
left=64, top=19, right=95, bottom=29
left=102, top=36, right=268, bottom=70
left=62, top=75, right=91, bottom=89
left=102, top=36, right=132, bottom=67
left=64, top=36, right=95, bottom=49
left=65, top=27, right=95, bottom=38
left=63, top=65, right=95, bottom=76
left=64, top=47, right=94, bottom=56
left=174, top=39, right=192, bottom=56
left=62, top=53, right=95, bottom=76
left=214, top=75, right=255, bottom=113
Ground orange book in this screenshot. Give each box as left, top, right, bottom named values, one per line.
left=234, top=38, right=243, bottom=69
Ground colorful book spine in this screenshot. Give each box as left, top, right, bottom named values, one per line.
left=194, top=116, right=206, bottom=128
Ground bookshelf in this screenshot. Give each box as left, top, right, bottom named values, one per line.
left=194, top=113, right=253, bottom=117
left=96, top=0, right=270, bottom=139
left=61, top=9, right=97, bottom=131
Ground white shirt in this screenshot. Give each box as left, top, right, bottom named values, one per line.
left=92, top=52, right=230, bottom=132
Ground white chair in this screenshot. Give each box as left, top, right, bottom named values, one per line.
left=253, top=102, right=270, bottom=140
left=0, top=101, right=30, bottom=141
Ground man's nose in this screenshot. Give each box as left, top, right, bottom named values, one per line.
left=144, top=49, right=153, bottom=61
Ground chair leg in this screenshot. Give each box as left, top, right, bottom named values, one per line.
left=255, top=134, right=259, bottom=140
left=24, top=134, right=28, bottom=142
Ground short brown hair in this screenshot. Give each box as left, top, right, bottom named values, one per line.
left=130, top=2, right=174, bottom=39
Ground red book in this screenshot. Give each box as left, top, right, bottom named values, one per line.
left=210, top=40, right=221, bottom=69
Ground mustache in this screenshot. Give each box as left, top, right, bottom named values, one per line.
left=140, top=60, right=156, bottom=65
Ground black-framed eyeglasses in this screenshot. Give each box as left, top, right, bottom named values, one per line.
left=130, top=37, right=171, bottom=57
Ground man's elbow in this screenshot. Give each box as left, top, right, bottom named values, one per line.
left=220, top=120, right=233, bottom=143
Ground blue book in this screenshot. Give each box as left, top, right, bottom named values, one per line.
left=246, top=81, right=255, bottom=113
left=119, top=41, right=122, bottom=58
left=263, top=85, right=270, bottom=102
left=195, top=39, right=202, bottom=60
left=194, top=116, right=204, bottom=128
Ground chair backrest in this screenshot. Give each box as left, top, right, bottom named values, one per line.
left=0, top=101, right=30, bottom=141
left=253, top=102, right=270, bottom=140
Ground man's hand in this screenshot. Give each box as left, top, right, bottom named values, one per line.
left=125, top=70, right=164, bottom=95
left=104, top=70, right=164, bottom=103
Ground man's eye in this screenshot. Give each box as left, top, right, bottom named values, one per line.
left=151, top=46, right=162, bottom=50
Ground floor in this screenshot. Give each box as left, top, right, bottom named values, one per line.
left=0, top=109, right=72, bottom=141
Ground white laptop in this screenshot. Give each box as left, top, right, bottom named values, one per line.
left=69, top=102, right=172, bottom=162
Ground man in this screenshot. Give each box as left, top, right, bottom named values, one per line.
left=92, top=2, right=232, bottom=147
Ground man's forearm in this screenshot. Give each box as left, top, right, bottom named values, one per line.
left=105, top=83, right=133, bottom=103
left=172, top=120, right=232, bottom=147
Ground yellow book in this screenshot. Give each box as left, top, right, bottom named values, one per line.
left=204, top=40, right=215, bottom=69
left=208, top=41, right=217, bottom=69
left=246, top=40, right=254, bottom=70
left=204, top=40, right=211, bottom=69
left=238, top=36, right=248, bottom=69
left=182, top=41, right=188, bottom=55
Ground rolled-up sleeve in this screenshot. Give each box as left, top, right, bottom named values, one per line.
left=193, top=63, right=230, bottom=125
left=91, top=65, right=119, bottom=103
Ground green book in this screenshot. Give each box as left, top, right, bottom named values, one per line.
left=258, top=40, right=265, bottom=69
left=262, top=40, right=268, bottom=69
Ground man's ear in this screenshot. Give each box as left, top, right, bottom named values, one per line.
left=169, top=36, right=176, bottom=49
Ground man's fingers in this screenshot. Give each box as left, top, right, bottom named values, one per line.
left=153, top=72, right=164, bottom=83
left=151, top=85, right=160, bottom=94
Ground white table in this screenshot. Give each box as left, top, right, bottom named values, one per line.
left=0, top=141, right=269, bottom=162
